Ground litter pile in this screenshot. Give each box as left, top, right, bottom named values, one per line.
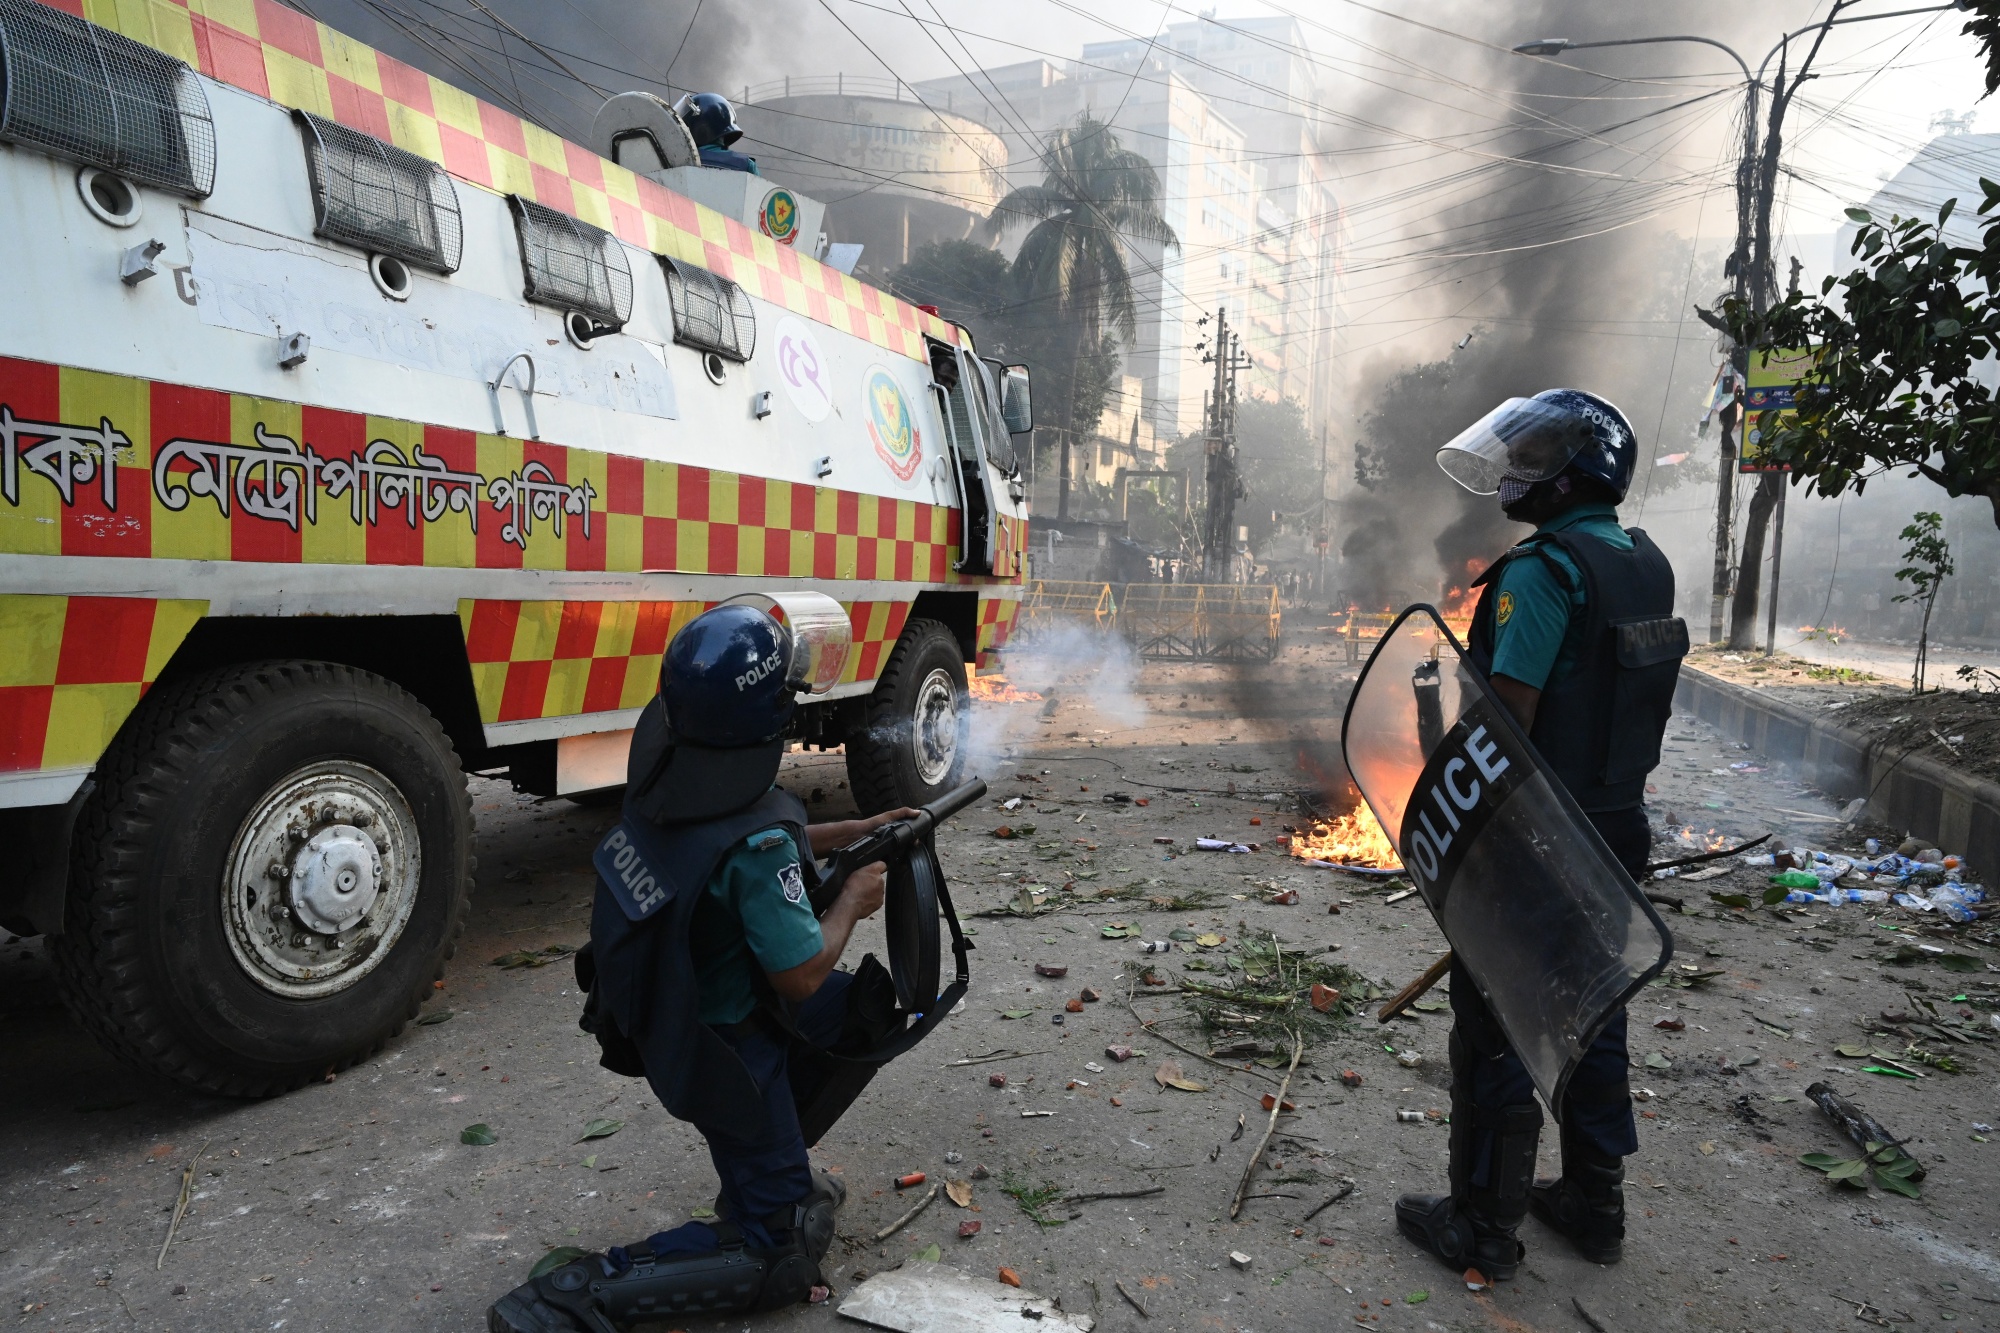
left=1684, top=837, right=1995, bottom=923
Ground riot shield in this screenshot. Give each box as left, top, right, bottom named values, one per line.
left=1340, top=605, right=1673, bottom=1115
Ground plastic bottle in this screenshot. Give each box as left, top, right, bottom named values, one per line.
left=1929, top=882, right=1977, bottom=924
left=1851, top=889, right=1890, bottom=905
left=1866, top=838, right=1882, bottom=857
left=1785, top=889, right=1832, bottom=905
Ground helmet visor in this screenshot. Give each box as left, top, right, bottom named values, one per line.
left=724, top=591, right=853, bottom=695
left=1435, top=397, right=1595, bottom=495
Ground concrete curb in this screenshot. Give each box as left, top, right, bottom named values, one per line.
left=1674, top=667, right=2000, bottom=872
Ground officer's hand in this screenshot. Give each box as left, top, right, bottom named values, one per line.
left=858, top=807, right=920, bottom=832
left=839, top=861, right=888, bottom=920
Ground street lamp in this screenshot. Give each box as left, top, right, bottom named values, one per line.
left=1511, top=3, right=1962, bottom=650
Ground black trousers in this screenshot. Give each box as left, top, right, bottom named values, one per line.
left=1451, top=805, right=1649, bottom=1185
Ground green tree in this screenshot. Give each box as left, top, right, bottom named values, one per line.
left=988, top=114, right=1177, bottom=518
left=1727, top=188, right=2000, bottom=529
left=884, top=238, right=1015, bottom=323
left=885, top=240, right=1119, bottom=498
left=1893, top=511, right=1954, bottom=693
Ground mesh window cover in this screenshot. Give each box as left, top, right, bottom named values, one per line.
left=0, top=0, right=215, bottom=197
left=660, top=255, right=757, bottom=362
left=295, top=111, right=461, bottom=273
left=510, top=196, right=633, bottom=327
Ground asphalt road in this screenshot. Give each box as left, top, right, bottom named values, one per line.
left=4, top=634, right=1998, bottom=1332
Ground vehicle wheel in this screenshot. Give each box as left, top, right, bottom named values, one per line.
left=51, top=660, right=473, bottom=1097
left=845, top=619, right=969, bottom=814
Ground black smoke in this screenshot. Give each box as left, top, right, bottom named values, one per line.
left=1331, top=0, right=1793, bottom=607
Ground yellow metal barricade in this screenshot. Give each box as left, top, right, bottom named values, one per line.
left=1118, top=584, right=1281, bottom=662
left=1014, top=580, right=1117, bottom=643
left=1341, top=610, right=1399, bottom=666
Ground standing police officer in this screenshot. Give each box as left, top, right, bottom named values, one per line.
left=1395, top=389, right=1681, bottom=1278
left=490, top=598, right=912, bottom=1332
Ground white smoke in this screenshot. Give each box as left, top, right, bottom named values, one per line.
left=964, top=621, right=1148, bottom=777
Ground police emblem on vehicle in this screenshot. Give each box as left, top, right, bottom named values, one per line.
left=759, top=187, right=800, bottom=244
left=779, top=862, right=806, bottom=904
left=863, top=365, right=923, bottom=483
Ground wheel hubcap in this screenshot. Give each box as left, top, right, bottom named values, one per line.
left=911, top=667, right=961, bottom=787
left=222, top=761, right=421, bottom=998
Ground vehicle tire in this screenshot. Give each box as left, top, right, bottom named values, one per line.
left=845, top=619, right=969, bottom=814
left=51, top=660, right=473, bottom=1097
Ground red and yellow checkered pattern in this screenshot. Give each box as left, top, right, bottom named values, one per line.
left=0, top=355, right=988, bottom=579
left=50, top=0, right=962, bottom=365
left=459, top=598, right=917, bottom=725
left=0, top=594, right=206, bottom=772
left=975, top=594, right=1021, bottom=670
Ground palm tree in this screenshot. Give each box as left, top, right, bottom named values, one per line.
left=989, top=115, right=1177, bottom=519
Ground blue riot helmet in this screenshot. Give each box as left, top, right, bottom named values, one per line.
left=663, top=603, right=796, bottom=747
left=674, top=92, right=743, bottom=148
left=627, top=595, right=852, bottom=822
left=1436, top=388, right=1638, bottom=502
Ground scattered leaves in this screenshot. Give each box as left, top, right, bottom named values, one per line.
left=576, top=1119, right=623, bottom=1143
left=1154, top=1060, right=1207, bottom=1092
left=946, top=1179, right=973, bottom=1208
left=460, top=1123, right=497, bottom=1146
left=416, top=1009, right=455, bottom=1026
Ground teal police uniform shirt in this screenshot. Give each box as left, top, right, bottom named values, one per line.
left=688, top=825, right=823, bottom=1026
left=1486, top=503, right=1633, bottom=691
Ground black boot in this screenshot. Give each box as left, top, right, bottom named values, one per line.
left=1529, top=1123, right=1625, bottom=1264
left=487, top=1173, right=846, bottom=1332
left=1396, top=1032, right=1542, bottom=1281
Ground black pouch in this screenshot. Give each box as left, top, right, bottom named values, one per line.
left=832, top=953, right=904, bottom=1055
left=574, top=942, right=647, bottom=1079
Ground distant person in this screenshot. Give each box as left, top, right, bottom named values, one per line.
left=677, top=92, right=759, bottom=173
left=1396, top=390, right=1684, bottom=1280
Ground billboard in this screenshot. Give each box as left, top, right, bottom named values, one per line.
left=1739, top=346, right=1814, bottom=473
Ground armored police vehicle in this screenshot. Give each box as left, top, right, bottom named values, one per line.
left=0, top=0, right=1030, bottom=1096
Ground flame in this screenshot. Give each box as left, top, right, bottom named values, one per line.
left=1290, top=804, right=1403, bottom=869
left=1439, top=557, right=1487, bottom=627
left=1676, top=825, right=1730, bottom=853
left=969, top=674, right=1043, bottom=704
left=1796, top=624, right=1847, bottom=644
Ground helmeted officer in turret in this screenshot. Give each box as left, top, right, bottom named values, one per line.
left=675, top=92, right=758, bottom=174
left=489, top=597, right=915, bottom=1332
left=1395, top=389, right=1680, bottom=1278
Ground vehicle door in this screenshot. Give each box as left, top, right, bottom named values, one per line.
left=925, top=334, right=1002, bottom=575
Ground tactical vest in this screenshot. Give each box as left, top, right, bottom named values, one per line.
left=1466, top=526, right=1687, bottom=812
left=583, top=787, right=812, bottom=1131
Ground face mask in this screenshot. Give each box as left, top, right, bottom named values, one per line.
left=1497, top=477, right=1534, bottom=507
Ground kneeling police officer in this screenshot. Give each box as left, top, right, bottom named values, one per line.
left=490, top=596, right=917, bottom=1332
left=1395, top=389, right=1682, bottom=1278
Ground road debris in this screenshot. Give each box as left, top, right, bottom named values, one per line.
left=1302, top=1178, right=1356, bottom=1222
left=1115, top=1278, right=1151, bottom=1318
left=836, top=1260, right=1091, bottom=1331
left=155, top=1139, right=209, bottom=1271
left=1229, top=1031, right=1305, bottom=1219
left=871, top=1182, right=940, bottom=1241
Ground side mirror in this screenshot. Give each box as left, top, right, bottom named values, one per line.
left=1001, top=364, right=1033, bottom=434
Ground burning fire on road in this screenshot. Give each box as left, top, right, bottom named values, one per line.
left=969, top=674, right=1043, bottom=704
left=1290, top=805, right=1403, bottom=870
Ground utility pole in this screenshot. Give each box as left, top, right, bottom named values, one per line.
left=1315, top=422, right=1329, bottom=609
left=1515, top=3, right=1960, bottom=645
left=1199, top=310, right=1249, bottom=581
